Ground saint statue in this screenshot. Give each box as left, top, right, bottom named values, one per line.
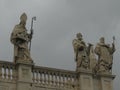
left=88, top=44, right=97, bottom=71
left=94, top=37, right=115, bottom=74
left=72, top=33, right=89, bottom=70
left=10, top=13, right=32, bottom=62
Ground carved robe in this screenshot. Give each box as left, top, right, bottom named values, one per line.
left=95, top=43, right=115, bottom=73
left=73, top=39, right=89, bottom=69
left=11, top=24, right=32, bottom=61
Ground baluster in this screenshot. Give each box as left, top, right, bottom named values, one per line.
left=55, top=73, right=57, bottom=86
left=65, top=75, right=68, bottom=87
left=51, top=72, right=54, bottom=86
left=4, top=66, right=6, bottom=79
left=32, top=70, right=35, bottom=82
left=45, top=72, right=48, bottom=85
left=67, top=75, right=71, bottom=88
left=74, top=75, right=78, bottom=89
left=56, top=73, right=59, bottom=87
left=64, top=75, right=67, bottom=87
left=43, top=72, right=46, bottom=85
left=36, top=70, right=39, bottom=83
left=63, top=74, right=65, bottom=87
left=69, top=75, right=72, bottom=88
left=41, top=72, right=44, bottom=84
left=41, top=71, right=44, bottom=84
left=34, top=71, right=37, bottom=83
left=53, top=73, right=55, bottom=86
left=38, top=71, right=40, bottom=83
left=49, top=72, right=52, bottom=86
left=10, top=67, right=13, bottom=80
left=13, top=67, right=17, bottom=81
left=59, top=74, right=61, bottom=87
left=39, top=71, right=42, bottom=84
left=47, top=72, right=50, bottom=85
left=8, top=67, right=11, bottom=80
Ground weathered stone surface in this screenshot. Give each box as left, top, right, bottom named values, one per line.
left=72, top=33, right=89, bottom=70
left=10, top=13, right=32, bottom=62
left=0, top=15, right=116, bottom=90
left=94, top=37, right=115, bottom=74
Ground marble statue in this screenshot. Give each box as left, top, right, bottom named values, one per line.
left=10, top=13, right=32, bottom=62
left=88, top=44, right=97, bottom=71
left=72, top=33, right=89, bottom=70
left=94, top=37, right=115, bottom=73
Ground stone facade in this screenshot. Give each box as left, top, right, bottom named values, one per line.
left=0, top=60, right=115, bottom=90
left=0, top=13, right=116, bottom=90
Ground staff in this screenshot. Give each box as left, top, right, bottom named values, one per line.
left=29, top=16, right=36, bottom=51
left=113, top=36, right=115, bottom=44
left=112, top=36, right=115, bottom=49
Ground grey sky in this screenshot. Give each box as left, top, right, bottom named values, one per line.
left=0, top=0, right=120, bottom=89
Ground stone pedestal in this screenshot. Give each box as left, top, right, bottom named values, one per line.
left=16, top=60, right=34, bottom=90
left=77, top=69, right=115, bottom=90
left=100, top=74, right=115, bottom=90
left=78, top=69, right=94, bottom=90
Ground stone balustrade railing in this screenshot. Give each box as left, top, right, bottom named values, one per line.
left=0, top=61, right=78, bottom=89
left=32, top=66, right=78, bottom=89
left=0, top=61, right=16, bottom=81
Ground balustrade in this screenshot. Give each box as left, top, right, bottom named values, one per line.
left=0, top=61, right=78, bottom=89
left=0, top=61, right=16, bottom=81
left=32, top=66, right=77, bottom=89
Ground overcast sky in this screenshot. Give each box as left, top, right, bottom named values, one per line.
left=0, top=0, right=120, bottom=89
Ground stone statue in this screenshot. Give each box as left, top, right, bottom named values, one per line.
left=10, top=13, right=32, bottom=62
left=72, top=33, right=89, bottom=70
left=88, top=44, right=97, bottom=71
left=94, top=37, right=115, bottom=74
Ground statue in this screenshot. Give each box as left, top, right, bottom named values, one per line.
left=88, top=44, right=97, bottom=72
left=94, top=37, right=115, bottom=74
left=10, top=13, right=33, bottom=62
left=72, top=33, right=89, bottom=70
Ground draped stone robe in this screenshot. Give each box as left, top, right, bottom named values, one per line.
left=95, top=43, right=115, bottom=73
left=73, top=39, right=89, bottom=69
left=11, top=24, right=32, bottom=62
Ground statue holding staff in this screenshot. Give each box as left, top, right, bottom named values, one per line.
left=94, top=37, right=116, bottom=74
left=10, top=13, right=34, bottom=62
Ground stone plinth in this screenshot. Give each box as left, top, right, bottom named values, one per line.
left=77, top=69, right=115, bottom=90
left=16, top=60, right=34, bottom=90
left=77, top=69, right=94, bottom=90
left=100, top=74, right=115, bottom=90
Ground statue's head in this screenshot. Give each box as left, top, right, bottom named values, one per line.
left=100, top=37, right=105, bottom=43
left=20, top=13, right=27, bottom=26
left=76, top=33, right=82, bottom=40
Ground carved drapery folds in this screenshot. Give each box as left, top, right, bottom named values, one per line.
left=94, top=37, right=115, bottom=74
left=73, top=33, right=115, bottom=74
left=72, top=33, right=89, bottom=70
left=10, top=13, right=32, bottom=62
